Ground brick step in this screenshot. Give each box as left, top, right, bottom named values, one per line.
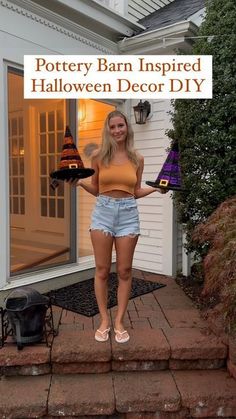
left=0, top=369, right=236, bottom=418
left=0, top=328, right=227, bottom=376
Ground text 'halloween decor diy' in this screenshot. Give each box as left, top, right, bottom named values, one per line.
left=146, top=141, right=183, bottom=191
left=50, top=126, right=94, bottom=188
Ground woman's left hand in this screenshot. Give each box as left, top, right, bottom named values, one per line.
left=66, top=178, right=79, bottom=187
left=156, top=188, right=168, bottom=194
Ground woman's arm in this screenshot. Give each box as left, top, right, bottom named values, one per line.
left=76, top=152, right=99, bottom=196
left=134, top=155, right=167, bottom=199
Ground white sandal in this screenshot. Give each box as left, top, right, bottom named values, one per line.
left=114, top=328, right=130, bottom=343
left=95, top=327, right=110, bottom=342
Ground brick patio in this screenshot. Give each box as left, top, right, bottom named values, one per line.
left=0, top=270, right=236, bottom=418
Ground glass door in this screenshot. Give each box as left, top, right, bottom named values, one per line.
left=8, top=69, right=73, bottom=276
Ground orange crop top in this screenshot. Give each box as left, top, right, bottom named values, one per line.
left=99, top=160, right=137, bottom=195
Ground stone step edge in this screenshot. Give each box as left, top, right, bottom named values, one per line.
left=1, top=357, right=227, bottom=376
left=1, top=370, right=236, bottom=418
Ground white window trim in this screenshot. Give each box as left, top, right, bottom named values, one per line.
left=2, top=253, right=117, bottom=291
left=0, top=61, right=12, bottom=288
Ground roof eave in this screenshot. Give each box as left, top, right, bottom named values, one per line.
left=118, top=20, right=200, bottom=54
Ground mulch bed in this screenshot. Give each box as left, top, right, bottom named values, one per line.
left=175, top=274, right=220, bottom=311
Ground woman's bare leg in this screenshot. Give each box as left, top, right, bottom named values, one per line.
left=114, top=235, right=139, bottom=333
left=90, top=230, right=114, bottom=331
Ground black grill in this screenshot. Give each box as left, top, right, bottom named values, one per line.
left=1, top=287, right=57, bottom=350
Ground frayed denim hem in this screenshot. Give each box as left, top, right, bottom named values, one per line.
left=89, top=227, right=114, bottom=237
left=89, top=228, right=140, bottom=238
left=115, top=233, right=140, bottom=238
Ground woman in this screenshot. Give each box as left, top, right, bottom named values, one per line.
left=76, top=110, right=166, bottom=343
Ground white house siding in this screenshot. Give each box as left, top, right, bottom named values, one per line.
left=128, top=0, right=175, bottom=21
left=131, top=99, right=176, bottom=275
left=95, top=0, right=175, bottom=21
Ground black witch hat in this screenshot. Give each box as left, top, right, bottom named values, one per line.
left=50, top=126, right=94, bottom=186
left=146, top=141, right=183, bottom=191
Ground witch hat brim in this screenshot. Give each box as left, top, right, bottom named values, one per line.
left=145, top=180, right=183, bottom=191
left=50, top=167, right=94, bottom=181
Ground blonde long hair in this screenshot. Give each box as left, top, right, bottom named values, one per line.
left=98, top=110, right=139, bottom=167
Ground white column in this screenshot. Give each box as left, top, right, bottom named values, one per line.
left=0, top=62, right=9, bottom=288
left=116, top=0, right=128, bottom=16
left=162, top=195, right=178, bottom=276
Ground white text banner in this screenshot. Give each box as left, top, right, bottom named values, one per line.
left=24, top=55, right=212, bottom=99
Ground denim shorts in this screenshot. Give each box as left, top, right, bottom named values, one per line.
left=90, top=195, right=140, bottom=237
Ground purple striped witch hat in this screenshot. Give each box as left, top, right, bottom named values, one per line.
left=146, top=141, right=183, bottom=191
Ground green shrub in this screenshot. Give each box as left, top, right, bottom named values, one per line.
left=167, top=0, right=236, bottom=257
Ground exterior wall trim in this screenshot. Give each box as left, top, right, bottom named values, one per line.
left=0, top=0, right=117, bottom=54
left=36, top=0, right=144, bottom=33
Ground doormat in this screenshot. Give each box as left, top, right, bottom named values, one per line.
left=47, top=273, right=166, bottom=317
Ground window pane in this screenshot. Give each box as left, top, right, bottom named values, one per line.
left=49, top=155, right=55, bottom=174
left=40, top=156, right=47, bottom=175
left=41, top=177, right=47, bottom=196
left=19, top=157, right=24, bottom=175
left=49, top=199, right=55, bottom=217
left=19, top=117, right=23, bottom=135
left=40, top=113, right=46, bottom=133
left=20, top=197, right=25, bottom=214
left=57, top=199, right=64, bottom=218
left=13, top=197, right=19, bottom=214
left=12, top=138, right=18, bottom=156
left=57, top=109, right=64, bottom=130
left=12, top=158, right=18, bottom=175
left=41, top=198, right=47, bottom=216
left=20, top=178, right=24, bottom=195
left=40, top=134, right=47, bottom=154
left=49, top=133, right=55, bottom=154
left=57, top=132, right=64, bottom=153
left=48, top=111, right=55, bottom=131
left=49, top=184, right=56, bottom=197
left=12, top=118, right=17, bottom=135
left=19, top=137, right=24, bottom=155
left=13, top=178, right=18, bottom=195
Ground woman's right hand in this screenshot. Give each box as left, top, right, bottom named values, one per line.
left=66, top=178, right=81, bottom=187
